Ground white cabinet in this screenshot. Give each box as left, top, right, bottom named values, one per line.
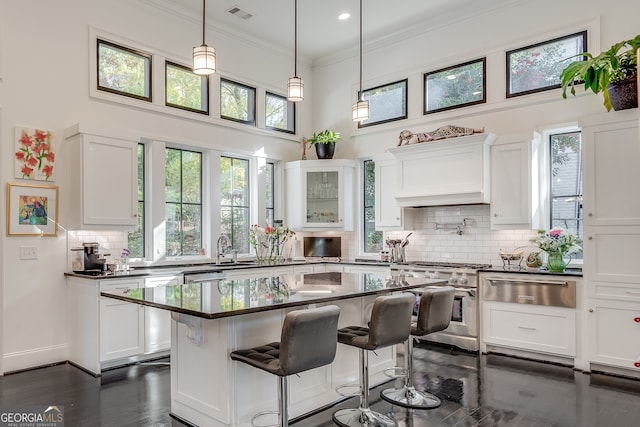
left=285, top=160, right=354, bottom=231
left=65, top=127, right=138, bottom=230
left=490, top=134, right=542, bottom=229
left=388, top=133, right=495, bottom=207
left=373, top=155, right=413, bottom=230
left=99, top=278, right=144, bottom=362
left=581, top=110, right=640, bottom=227
left=581, top=110, right=640, bottom=376
left=144, top=275, right=181, bottom=353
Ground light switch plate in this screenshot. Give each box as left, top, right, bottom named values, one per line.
left=20, top=246, right=38, bottom=260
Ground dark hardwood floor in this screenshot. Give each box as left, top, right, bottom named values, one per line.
left=1, top=342, right=639, bottom=426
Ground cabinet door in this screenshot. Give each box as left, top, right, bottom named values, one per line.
left=144, top=276, right=179, bottom=353
left=82, top=135, right=138, bottom=227
left=587, top=298, right=640, bottom=371
left=374, top=157, right=403, bottom=230
left=304, top=169, right=343, bottom=227
left=583, top=226, right=640, bottom=284
left=100, top=279, right=144, bottom=361
left=490, top=141, right=530, bottom=228
left=582, top=114, right=640, bottom=226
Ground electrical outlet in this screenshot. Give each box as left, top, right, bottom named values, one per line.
left=20, top=246, right=38, bottom=260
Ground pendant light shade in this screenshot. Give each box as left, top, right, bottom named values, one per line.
left=287, top=0, right=303, bottom=102
left=193, top=0, right=216, bottom=75
left=352, top=0, right=368, bottom=122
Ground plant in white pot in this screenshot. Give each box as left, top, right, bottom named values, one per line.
left=560, top=34, right=640, bottom=111
left=307, top=129, right=341, bottom=159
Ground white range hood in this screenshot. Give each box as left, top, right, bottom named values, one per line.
left=388, top=133, right=496, bottom=207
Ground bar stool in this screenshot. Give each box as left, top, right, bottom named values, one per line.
left=332, top=292, right=416, bottom=427
left=380, top=286, right=455, bottom=409
left=230, top=305, right=340, bottom=427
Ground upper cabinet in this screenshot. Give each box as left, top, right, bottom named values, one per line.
left=490, top=134, right=543, bottom=230
left=285, top=159, right=354, bottom=231
left=581, top=109, right=640, bottom=227
left=65, top=126, right=138, bottom=230
left=388, top=133, right=495, bottom=207
left=373, top=154, right=413, bottom=231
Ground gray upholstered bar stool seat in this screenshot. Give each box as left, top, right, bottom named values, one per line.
left=230, top=305, right=340, bottom=427
left=332, top=292, right=416, bottom=427
left=380, top=286, right=455, bottom=409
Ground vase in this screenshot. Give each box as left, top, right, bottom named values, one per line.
left=608, top=76, right=638, bottom=111
left=314, top=143, right=335, bottom=159
left=546, top=251, right=567, bottom=273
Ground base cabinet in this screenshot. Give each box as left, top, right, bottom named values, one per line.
left=144, top=276, right=180, bottom=354
left=586, top=298, right=640, bottom=373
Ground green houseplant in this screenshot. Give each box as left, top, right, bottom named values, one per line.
left=307, top=129, right=341, bottom=159
left=560, top=34, right=640, bottom=111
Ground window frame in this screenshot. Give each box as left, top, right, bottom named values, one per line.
left=506, top=31, right=588, bottom=98
left=165, top=60, right=209, bottom=115
left=127, top=143, right=146, bottom=259
left=220, top=78, right=257, bottom=126
left=362, top=159, right=383, bottom=255
left=97, top=38, right=152, bottom=102
left=220, top=155, right=251, bottom=254
left=265, top=92, right=296, bottom=134
left=358, top=79, right=408, bottom=128
left=265, top=161, right=275, bottom=227
left=164, top=147, right=203, bottom=257
left=423, top=58, right=486, bottom=115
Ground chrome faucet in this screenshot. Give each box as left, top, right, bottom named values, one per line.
left=216, top=234, right=231, bottom=264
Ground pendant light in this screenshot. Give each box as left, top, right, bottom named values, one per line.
left=193, top=0, right=216, bottom=75
left=287, top=0, right=303, bottom=102
left=352, top=0, right=369, bottom=122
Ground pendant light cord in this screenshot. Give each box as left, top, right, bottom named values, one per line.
left=358, top=0, right=363, bottom=100
left=294, top=0, right=298, bottom=77
left=201, top=0, right=206, bottom=45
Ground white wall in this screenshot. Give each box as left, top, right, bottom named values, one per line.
left=0, top=0, right=310, bottom=373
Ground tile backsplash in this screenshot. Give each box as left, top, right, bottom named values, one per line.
left=68, top=205, right=539, bottom=268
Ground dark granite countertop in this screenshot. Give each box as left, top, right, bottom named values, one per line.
left=100, top=272, right=446, bottom=319
left=479, top=266, right=583, bottom=277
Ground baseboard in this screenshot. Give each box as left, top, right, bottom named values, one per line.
left=2, top=343, right=68, bottom=374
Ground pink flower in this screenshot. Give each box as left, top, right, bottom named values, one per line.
left=549, top=229, right=562, bottom=238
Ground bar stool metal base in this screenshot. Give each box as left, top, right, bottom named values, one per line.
left=332, top=407, right=395, bottom=427
left=380, top=386, right=441, bottom=409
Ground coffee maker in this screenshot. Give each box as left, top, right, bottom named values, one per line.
left=71, top=242, right=105, bottom=273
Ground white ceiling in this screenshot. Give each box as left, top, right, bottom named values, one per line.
left=142, top=0, right=507, bottom=62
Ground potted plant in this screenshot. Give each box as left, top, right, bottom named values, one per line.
left=307, top=129, right=341, bottom=159
left=560, top=34, right=640, bottom=111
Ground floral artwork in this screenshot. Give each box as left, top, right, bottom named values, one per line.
left=15, top=127, right=56, bottom=181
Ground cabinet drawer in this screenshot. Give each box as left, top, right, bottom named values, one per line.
left=589, top=281, right=640, bottom=302
left=483, top=302, right=576, bottom=356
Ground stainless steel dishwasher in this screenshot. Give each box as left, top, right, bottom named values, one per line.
left=482, top=276, right=576, bottom=308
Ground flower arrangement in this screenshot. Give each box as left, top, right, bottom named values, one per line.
left=15, top=128, right=55, bottom=181
left=531, top=228, right=582, bottom=255
left=249, top=224, right=294, bottom=264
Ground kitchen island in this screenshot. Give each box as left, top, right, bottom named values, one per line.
left=101, top=272, right=446, bottom=427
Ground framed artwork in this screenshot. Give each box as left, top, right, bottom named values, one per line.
left=6, top=182, right=59, bottom=237
left=424, top=58, right=486, bottom=114
left=506, top=31, right=587, bottom=98
left=14, top=126, right=56, bottom=181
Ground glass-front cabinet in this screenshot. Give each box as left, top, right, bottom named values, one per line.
left=285, top=159, right=354, bottom=231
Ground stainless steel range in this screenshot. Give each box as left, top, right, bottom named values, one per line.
left=390, top=261, right=492, bottom=352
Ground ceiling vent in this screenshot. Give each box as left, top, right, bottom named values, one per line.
left=227, top=6, right=253, bottom=20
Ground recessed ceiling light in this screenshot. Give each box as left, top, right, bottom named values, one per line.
left=447, top=74, right=457, bottom=80
left=338, top=12, right=351, bottom=20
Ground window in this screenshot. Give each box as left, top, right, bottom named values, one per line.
left=265, top=92, right=295, bottom=134
left=359, top=79, right=408, bottom=128
left=220, top=156, right=250, bottom=253
left=264, top=162, right=275, bottom=227
left=97, top=39, right=151, bottom=101
left=127, top=144, right=145, bottom=258
left=507, top=31, right=587, bottom=98
left=220, top=78, right=256, bottom=125
left=549, top=131, right=583, bottom=258
left=165, top=61, right=209, bottom=114
left=424, top=58, right=486, bottom=114
left=165, top=148, right=202, bottom=256
left=363, top=160, right=383, bottom=253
